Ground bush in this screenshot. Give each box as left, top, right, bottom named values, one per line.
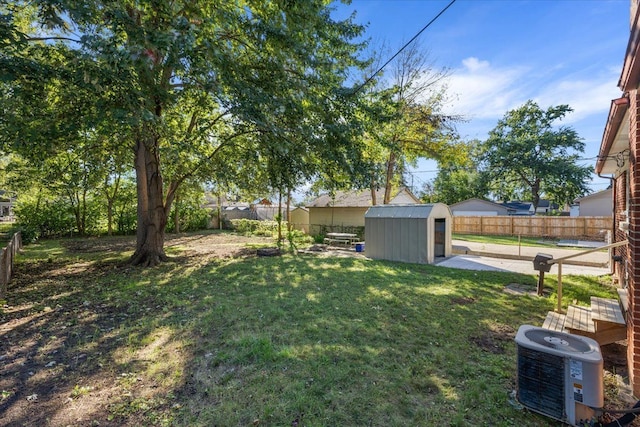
left=230, top=219, right=281, bottom=237
left=287, top=229, right=313, bottom=246
left=167, top=204, right=210, bottom=233
left=14, top=197, right=75, bottom=242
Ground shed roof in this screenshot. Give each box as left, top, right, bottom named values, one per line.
left=364, top=203, right=451, bottom=219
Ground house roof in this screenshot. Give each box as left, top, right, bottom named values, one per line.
left=449, top=198, right=507, bottom=210
left=596, top=97, right=630, bottom=174
left=597, top=6, right=640, bottom=174
left=501, top=201, right=533, bottom=213
left=307, top=187, right=419, bottom=208
left=619, top=6, right=640, bottom=92
left=536, top=200, right=559, bottom=209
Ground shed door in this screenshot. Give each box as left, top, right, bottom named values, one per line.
left=434, top=218, right=446, bottom=257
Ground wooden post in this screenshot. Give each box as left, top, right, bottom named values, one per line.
left=537, top=271, right=545, bottom=296
left=557, top=261, right=563, bottom=314
left=0, top=247, right=7, bottom=299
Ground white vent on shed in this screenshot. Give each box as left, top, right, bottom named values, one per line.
left=515, top=325, right=603, bottom=426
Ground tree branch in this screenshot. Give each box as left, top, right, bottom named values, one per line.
left=27, top=36, right=82, bottom=43
left=165, top=129, right=260, bottom=206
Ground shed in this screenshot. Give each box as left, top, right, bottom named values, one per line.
left=289, top=207, right=310, bottom=233
left=364, top=204, right=452, bottom=264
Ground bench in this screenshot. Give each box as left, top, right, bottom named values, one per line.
left=323, top=238, right=351, bottom=246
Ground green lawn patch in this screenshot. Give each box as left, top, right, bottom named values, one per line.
left=1, top=232, right=619, bottom=426
left=454, top=233, right=597, bottom=249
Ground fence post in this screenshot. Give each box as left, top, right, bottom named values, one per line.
left=0, top=247, right=7, bottom=299
left=0, top=232, right=23, bottom=299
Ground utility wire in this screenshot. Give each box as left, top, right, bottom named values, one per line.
left=353, top=0, right=457, bottom=94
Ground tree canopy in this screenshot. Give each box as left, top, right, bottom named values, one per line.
left=1, top=0, right=371, bottom=265
left=480, top=100, right=590, bottom=210
left=358, top=41, right=462, bottom=204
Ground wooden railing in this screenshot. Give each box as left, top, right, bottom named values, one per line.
left=0, top=232, right=22, bottom=299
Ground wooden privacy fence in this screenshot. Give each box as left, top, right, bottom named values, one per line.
left=453, top=216, right=612, bottom=240
left=0, top=231, right=22, bottom=299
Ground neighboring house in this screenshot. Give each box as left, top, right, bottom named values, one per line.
left=0, top=192, right=14, bottom=220
left=572, top=189, right=613, bottom=217
left=595, top=2, right=640, bottom=396
left=449, top=198, right=511, bottom=216
left=307, top=187, right=420, bottom=230
left=534, top=200, right=560, bottom=215
left=448, top=198, right=551, bottom=216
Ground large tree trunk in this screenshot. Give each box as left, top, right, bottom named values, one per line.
left=130, top=135, right=170, bottom=267
left=531, top=179, right=541, bottom=213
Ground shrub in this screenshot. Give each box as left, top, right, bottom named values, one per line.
left=14, top=197, right=75, bottom=242
left=167, top=204, right=210, bottom=233
left=230, top=219, right=281, bottom=237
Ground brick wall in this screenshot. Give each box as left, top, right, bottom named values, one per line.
left=614, top=172, right=628, bottom=279
left=629, top=90, right=640, bottom=395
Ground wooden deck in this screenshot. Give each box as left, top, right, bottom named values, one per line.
left=542, top=295, right=627, bottom=346
left=564, top=305, right=595, bottom=333
left=542, top=311, right=566, bottom=332
left=618, top=288, right=629, bottom=313
left=591, top=297, right=625, bottom=325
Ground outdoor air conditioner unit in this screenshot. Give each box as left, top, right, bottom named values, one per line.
left=515, top=325, right=603, bottom=426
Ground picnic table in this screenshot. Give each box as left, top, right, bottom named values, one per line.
left=324, top=232, right=358, bottom=246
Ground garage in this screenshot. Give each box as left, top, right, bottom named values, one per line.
left=364, top=204, right=452, bottom=264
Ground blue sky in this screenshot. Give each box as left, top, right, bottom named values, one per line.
left=336, top=0, right=630, bottom=195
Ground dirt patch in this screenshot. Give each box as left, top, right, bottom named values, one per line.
left=451, top=296, right=475, bottom=305
left=504, top=283, right=538, bottom=296
left=0, top=232, right=273, bottom=427
left=470, top=324, right=516, bottom=354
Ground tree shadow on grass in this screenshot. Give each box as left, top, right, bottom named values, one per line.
left=1, top=240, right=558, bottom=426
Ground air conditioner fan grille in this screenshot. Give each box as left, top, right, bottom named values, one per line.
left=517, top=345, right=564, bottom=420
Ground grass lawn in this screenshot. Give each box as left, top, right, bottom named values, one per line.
left=453, top=233, right=602, bottom=249
left=0, top=232, right=622, bottom=426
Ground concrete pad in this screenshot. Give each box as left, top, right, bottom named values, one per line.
left=435, top=254, right=610, bottom=276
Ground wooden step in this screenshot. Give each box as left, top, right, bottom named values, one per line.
left=617, top=288, right=629, bottom=316
left=591, top=297, right=625, bottom=325
left=564, top=305, right=595, bottom=333
left=542, top=311, right=566, bottom=332
left=564, top=304, right=595, bottom=334
left=541, top=295, right=628, bottom=346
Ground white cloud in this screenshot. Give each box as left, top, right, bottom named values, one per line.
left=461, top=57, right=490, bottom=72
left=440, top=57, right=530, bottom=120
left=440, top=57, right=621, bottom=128
left=534, top=78, right=622, bottom=124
